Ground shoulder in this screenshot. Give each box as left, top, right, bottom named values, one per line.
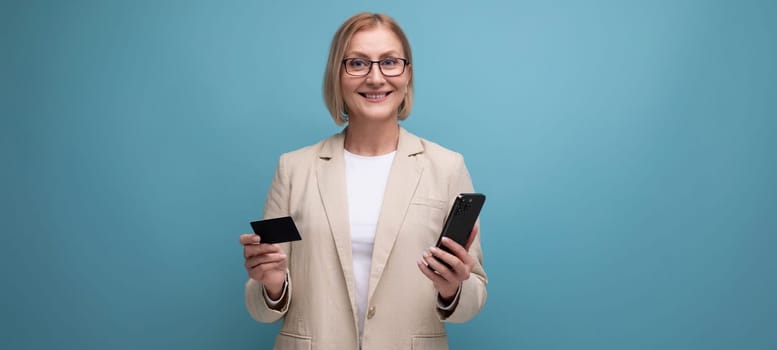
left=420, top=138, right=464, bottom=164
left=403, top=128, right=475, bottom=195
left=276, top=131, right=344, bottom=167
left=403, top=129, right=465, bottom=167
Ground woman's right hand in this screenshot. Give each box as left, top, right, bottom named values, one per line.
left=240, top=234, right=288, bottom=299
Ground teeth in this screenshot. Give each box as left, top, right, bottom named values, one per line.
left=365, top=93, right=386, bottom=99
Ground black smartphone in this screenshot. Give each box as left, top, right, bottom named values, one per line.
left=435, top=193, right=486, bottom=254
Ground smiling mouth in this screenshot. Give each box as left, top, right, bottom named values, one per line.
left=359, top=92, right=391, bottom=99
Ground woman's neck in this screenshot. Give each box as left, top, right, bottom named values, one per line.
left=344, top=119, right=399, bottom=156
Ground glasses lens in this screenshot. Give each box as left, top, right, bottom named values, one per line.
left=345, top=58, right=369, bottom=76
left=380, top=58, right=404, bottom=76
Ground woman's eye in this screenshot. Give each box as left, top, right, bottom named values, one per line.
left=381, top=58, right=398, bottom=66
left=349, top=59, right=368, bottom=68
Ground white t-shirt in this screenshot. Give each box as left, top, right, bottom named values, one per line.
left=344, top=149, right=396, bottom=340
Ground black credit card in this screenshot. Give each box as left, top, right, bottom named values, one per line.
left=249, top=216, right=302, bottom=244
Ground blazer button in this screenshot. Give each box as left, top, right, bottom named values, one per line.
left=367, top=306, right=376, bottom=319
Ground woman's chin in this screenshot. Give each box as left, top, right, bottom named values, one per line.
left=350, top=109, right=399, bottom=123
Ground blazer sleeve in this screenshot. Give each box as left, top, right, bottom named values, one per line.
left=245, top=155, right=293, bottom=323
left=438, top=154, right=488, bottom=323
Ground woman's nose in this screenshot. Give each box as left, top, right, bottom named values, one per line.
left=365, top=62, right=386, bottom=84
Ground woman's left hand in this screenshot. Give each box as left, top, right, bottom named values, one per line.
left=417, top=225, right=478, bottom=302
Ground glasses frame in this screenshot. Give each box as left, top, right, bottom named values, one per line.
left=341, top=57, right=409, bottom=77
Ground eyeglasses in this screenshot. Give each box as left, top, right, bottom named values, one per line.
left=342, top=57, right=409, bottom=77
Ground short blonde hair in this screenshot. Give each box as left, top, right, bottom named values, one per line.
left=323, top=13, right=414, bottom=125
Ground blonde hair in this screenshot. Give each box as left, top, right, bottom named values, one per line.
left=323, top=13, right=414, bottom=125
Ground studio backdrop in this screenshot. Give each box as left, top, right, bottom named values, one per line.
left=2, top=0, right=775, bottom=349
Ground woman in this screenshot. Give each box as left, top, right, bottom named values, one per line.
left=240, top=12, right=487, bottom=350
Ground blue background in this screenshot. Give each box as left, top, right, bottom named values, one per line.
left=2, top=0, right=776, bottom=349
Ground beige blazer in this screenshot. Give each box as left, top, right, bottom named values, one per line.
left=245, top=127, right=487, bottom=350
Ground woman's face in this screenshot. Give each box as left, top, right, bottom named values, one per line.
left=341, top=25, right=411, bottom=123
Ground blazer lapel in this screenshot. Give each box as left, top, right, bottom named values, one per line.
left=367, top=127, right=425, bottom=301
left=316, top=131, right=360, bottom=321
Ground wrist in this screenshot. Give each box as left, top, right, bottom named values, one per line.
left=438, top=286, right=457, bottom=302
left=264, top=274, right=287, bottom=299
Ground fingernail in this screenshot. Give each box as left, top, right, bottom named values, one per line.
left=429, top=247, right=439, bottom=254
left=253, top=236, right=261, bottom=243
left=442, top=237, right=450, bottom=242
